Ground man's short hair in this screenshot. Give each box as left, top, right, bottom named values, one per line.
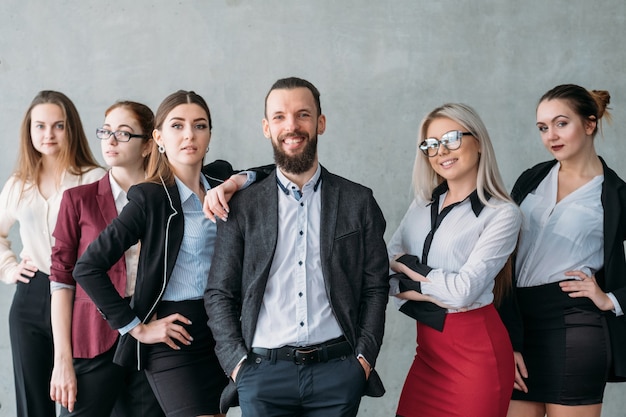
left=264, top=77, right=322, bottom=117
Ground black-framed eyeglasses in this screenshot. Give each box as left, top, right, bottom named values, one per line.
left=96, top=128, right=149, bottom=142
left=419, top=130, right=474, bottom=157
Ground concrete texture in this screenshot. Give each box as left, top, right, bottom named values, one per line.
left=1, top=0, right=626, bottom=415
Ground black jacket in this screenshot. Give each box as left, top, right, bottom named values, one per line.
left=74, top=160, right=271, bottom=369
left=500, top=158, right=626, bottom=380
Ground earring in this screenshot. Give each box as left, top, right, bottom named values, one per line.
left=205, top=146, right=210, bottom=154
left=158, top=145, right=165, bottom=154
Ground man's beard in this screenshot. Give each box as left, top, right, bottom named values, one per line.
left=272, top=133, right=318, bottom=175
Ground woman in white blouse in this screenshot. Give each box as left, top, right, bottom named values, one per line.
left=505, top=85, right=626, bottom=417
left=0, top=90, right=104, bottom=417
left=388, top=103, right=521, bottom=417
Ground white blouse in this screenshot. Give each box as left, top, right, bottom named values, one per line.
left=388, top=191, right=522, bottom=311
left=0, top=168, right=105, bottom=283
left=516, top=163, right=604, bottom=288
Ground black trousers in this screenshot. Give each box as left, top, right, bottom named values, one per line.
left=9, top=271, right=55, bottom=417
left=237, top=352, right=367, bottom=417
left=59, top=345, right=164, bottom=417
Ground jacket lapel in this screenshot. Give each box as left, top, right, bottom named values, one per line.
left=601, top=159, right=621, bottom=276
left=96, top=175, right=118, bottom=224
left=255, top=174, right=280, bottom=278
left=164, top=182, right=184, bottom=280
left=319, top=167, right=338, bottom=283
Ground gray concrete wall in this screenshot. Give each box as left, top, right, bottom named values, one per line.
left=1, top=0, right=626, bottom=415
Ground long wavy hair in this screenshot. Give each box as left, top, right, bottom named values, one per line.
left=14, top=90, right=100, bottom=193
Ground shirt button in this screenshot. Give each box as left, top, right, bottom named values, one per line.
left=300, top=322, right=304, bottom=327
left=298, top=292, right=303, bottom=297
left=299, top=230, right=303, bottom=235
left=298, top=261, right=303, bottom=266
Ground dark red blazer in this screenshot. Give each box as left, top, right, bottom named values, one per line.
left=50, top=173, right=127, bottom=359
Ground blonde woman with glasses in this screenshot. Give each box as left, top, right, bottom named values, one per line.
left=388, top=103, right=521, bottom=417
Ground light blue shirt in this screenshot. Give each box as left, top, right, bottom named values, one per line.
left=118, top=171, right=256, bottom=334
left=162, top=175, right=215, bottom=301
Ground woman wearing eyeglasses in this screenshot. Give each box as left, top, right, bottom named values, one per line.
left=48, top=101, right=166, bottom=417
left=503, top=85, right=626, bottom=417
left=71, top=91, right=271, bottom=417
left=387, top=103, right=521, bottom=417
left=0, top=91, right=104, bottom=417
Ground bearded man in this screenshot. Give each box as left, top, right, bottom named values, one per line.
left=205, top=77, right=389, bottom=417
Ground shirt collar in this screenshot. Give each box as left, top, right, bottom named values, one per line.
left=276, top=164, right=322, bottom=196
left=174, top=175, right=210, bottom=204
left=108, top=171, right=126, bottom=202
left=431, top=181, right=489, bottom=217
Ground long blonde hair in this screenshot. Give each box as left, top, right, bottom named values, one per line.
left=411, top=103, right=514, bottom=306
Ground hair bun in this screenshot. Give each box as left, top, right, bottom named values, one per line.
left=590, top=90, right=611, bottom=121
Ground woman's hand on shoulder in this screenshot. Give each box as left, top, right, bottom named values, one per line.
left=203, top=175, right=243, bottom=223
left=129, top=313, right=193, bottom=350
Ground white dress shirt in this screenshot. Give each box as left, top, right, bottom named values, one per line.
left=0, top=168, right=105, bottom=283
left=252, top=165, right=343, bottom=348
left=108, top=172, right=140, bottom=297
left=516, top=163, right=604, bottom=286
left=388, top=188, right=522, bottom=311
left=515, top=163, right=621, bottom=315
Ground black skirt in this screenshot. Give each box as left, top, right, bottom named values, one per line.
left=144, top=299, right=228, bottom=417
left=512, top=281, right=610, bottom=405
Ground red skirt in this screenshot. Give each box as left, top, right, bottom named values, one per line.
left=397, top=304, right=514, bottom=417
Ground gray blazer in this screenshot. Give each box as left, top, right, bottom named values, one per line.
left=205, top=166, right=389, bottom=410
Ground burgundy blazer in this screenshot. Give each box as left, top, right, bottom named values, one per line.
left=50, top=173, right=127, bottom=359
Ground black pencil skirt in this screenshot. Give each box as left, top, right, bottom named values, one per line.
left=144, top=299, right=228, bottom=417
left=512, top=281, right=610, bottom=405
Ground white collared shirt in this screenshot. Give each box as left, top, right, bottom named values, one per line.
left=108, top=171, right=140, bottom=297
left=516, top=163, right=604, bottom=287
left=0, top=167, right=105, bottom=283
left=252, top=165, right=343, bottom=348
left=388, top=191, right=521, bottom=311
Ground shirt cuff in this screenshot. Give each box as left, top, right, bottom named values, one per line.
left=607, top=292, right=623, bottom=316
left=396, top=254, right=433, bottom=277
left=118, top=317, right=141, bottom=335
left=50, top=281, right=76, bottom=293
left=232, top=355, right=248, bottom=380
left=238, top=171, right=257, bottom=190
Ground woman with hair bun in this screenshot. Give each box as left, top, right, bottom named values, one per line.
left=504, top=84, right=626, bottom=417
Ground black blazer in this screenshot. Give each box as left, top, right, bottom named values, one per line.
left=205, top=166, right=389, bottom=408
left=73, top=160, right=271, bottom=369
left=501, top=158, right=626, bottom=380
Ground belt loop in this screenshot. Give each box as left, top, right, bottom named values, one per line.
left=269, top=348, right=277, bottom=364
left=319, top=345, right=328, bottom=362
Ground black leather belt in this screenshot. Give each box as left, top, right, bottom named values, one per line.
left=250, top=337, right=352, bottom=365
